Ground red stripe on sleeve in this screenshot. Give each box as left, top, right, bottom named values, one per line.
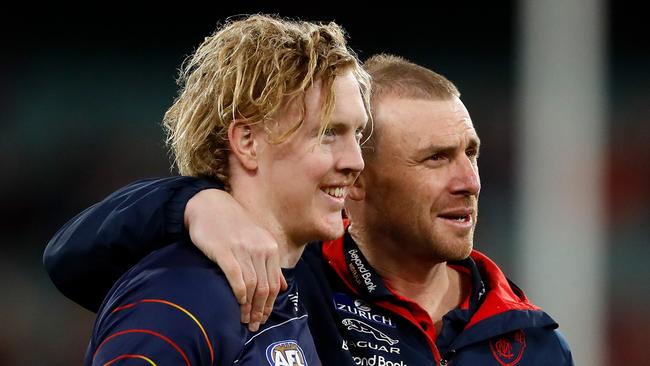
left=93, top=329, right=191, bottom=366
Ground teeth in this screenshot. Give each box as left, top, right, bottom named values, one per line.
left=324, top=187, right=346, bottom=198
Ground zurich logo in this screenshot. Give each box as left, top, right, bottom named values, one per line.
left=333, top=293, right=396, bottom=328
left=354, top=299, right=372, bottom=312
left=265, top=340, right=307, bottom=366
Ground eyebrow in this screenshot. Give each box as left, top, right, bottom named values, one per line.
left=415, top=134, right=481, bottom=156
left=469, top=135, right=481, bottom=150
left=328, top=118, right=368, bottom=131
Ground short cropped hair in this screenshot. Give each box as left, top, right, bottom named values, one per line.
left=361, top=54, right=460, bottom=155
left=163, top=14, right=371, bottom=185
left=364, top=54, right=459, bottom=102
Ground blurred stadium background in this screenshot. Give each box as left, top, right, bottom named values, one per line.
left=1, top=2, right=647, bottom=364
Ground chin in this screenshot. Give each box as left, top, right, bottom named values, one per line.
left=438, top=240, right=473, bottom=261
left=457, top=243, right=473, bottom=260
left=316, top=218, right=345, bottom=241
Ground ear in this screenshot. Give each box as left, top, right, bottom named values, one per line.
left=228, top=120, right=259, bottom=171
left=347, top=174, right=366, bottom=201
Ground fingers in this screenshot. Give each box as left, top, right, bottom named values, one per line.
left=218, top=251, right=248, bottom=305
left=260, top=251, right=282, bottom=325
left=237, top=251, right=258, bottom=326
left=184, top=188, right=284, bottom=332
left=217, top=250, right=256, bottom=325
left=247, top=253, right=270, bottom=332
left=280, top=271, right=288, bottom=292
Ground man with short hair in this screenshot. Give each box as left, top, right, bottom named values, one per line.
left=45, top=54, right=574, bottom=365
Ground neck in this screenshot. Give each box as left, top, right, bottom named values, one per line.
left=230, top=187, right=305, bottom=268
left=348, top=223, right=469, bottom=327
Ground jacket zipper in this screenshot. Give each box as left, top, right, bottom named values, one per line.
left=440, top=349, right=457, bottom=365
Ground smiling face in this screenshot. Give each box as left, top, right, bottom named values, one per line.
left=361, top=96, right=481, bottom=261
left=254, top=70, right=368, bottom=246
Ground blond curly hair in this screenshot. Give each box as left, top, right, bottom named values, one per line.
left=163, top=14, right=371, bottom=186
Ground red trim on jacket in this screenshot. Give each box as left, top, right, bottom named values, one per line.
left=322, top=226, right=542, bottom=361
left=322, top=232, right=442, bottom=361
left=463, top=250, right=539, bottom=329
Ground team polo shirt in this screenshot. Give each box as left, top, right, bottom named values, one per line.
left=85, top=241, right=320, bottom=366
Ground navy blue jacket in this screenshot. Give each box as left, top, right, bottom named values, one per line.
left=86, top=241, right=319, bottom=365
left=44, top=176, right=574, bottom=365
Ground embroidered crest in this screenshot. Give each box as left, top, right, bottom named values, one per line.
left=489, top=329, right=526, bottom=366
left=265, top=340, right=307, bottom=366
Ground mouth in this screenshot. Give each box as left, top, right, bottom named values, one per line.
left=438, top=208, right=474, bottom=225
left=321, top=186, right=349, bottom=199
left=439, top=214, right=472, bottom=222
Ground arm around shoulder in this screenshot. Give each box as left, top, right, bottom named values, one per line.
left=43, top=176, right=221, bottom=311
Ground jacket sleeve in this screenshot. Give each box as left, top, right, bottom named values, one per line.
left=43, top=176, right=222, bottom=312
left=554, top=329, right=575, bottom=365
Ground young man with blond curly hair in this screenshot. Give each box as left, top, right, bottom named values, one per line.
left=66, top=14, right=371, bottom=366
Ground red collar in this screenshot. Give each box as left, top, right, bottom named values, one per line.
left=322, top=229, right=540, bottom=332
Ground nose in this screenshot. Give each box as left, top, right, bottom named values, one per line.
left=337, top=134, right=365, bottom=174
left=450, top=156, right=481, bottom=196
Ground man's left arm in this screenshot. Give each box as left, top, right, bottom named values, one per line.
left=43, top=175, right=285, bottom=330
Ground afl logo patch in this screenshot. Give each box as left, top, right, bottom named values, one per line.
left=265, top=340, right=308, bottom=366
left=489, top=329, right=526, bottom=366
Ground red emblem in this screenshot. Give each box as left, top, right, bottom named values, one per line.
left=489, top=330, right=526, bottom=366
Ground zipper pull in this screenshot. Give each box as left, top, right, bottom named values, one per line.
left=440, top=349, right=456, bottom=365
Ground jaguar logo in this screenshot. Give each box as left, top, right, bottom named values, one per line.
left=342, top=318, right=399, bottom=346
